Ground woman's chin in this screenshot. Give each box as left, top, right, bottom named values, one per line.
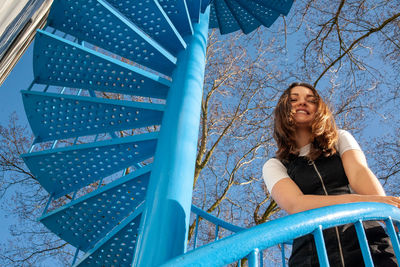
left=295, top=123, right=312, bottom=129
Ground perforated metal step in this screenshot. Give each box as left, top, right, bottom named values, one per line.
left=47, top=0, right=176, bottom=76
left=204, top=0, right=293, bottom=34
left=213, top=0, right=241, bottom=35
left=201, top=0, right=212, bottom=13
left=104, top=0, right=186, bottom=56
left=73, top=204, right=144, bottom=266
left=186, top=0, right=201, bottom=24
left=235, top=0, right=280, bottom=28
left=39, top=165, right=151, bottom=252
left=157, top=0, right=193, bottom=37
left=251, top=0, right=293, bottom=15
left=22, top=90, right=164, bottom=143
left=224, top=0, right=261, bottom=34
left=33, top=30, right=171, bottom=99
left=209, top=4, right=219, bottom=29
left=21, top=133, right=158, bottom=198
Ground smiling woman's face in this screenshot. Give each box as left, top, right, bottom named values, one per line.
left=289, top=86, right=318, bottom=127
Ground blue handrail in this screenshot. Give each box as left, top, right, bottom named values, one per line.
left=191, top=205, right=245, bottom=234
left=190, top=205, right=289, bottom=266
left=165, top=202, right=400, bottom=267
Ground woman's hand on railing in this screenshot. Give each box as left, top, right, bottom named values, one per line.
left=364, top=195, right=400, bottom=209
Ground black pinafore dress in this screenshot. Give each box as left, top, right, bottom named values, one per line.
left=282, top=153, right=398, bottom=267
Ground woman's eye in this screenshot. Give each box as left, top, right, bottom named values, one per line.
left=290, top=98, right=297, bottom=102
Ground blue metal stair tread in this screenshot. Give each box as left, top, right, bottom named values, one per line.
left=204, top=0, right=293, bottom=34
left=224, top=0, right=261, bottom=34
left=46, top=0, right=176, bottom=76
left=157, top=0, right=193, bottom=37
left=22, top=90, right=165, bottom=143
left=209, top=4, right=219, bottom=29
left=73, top=204, right=144, bottom=266
left=39, top=165, right=151, bottom=252
left=21, top=133, right=158, bottom=198
left=201, top=0, right=212, bottom=13
left=104, top=0, right=186, bottom=56
left=34, top=30, right=171, bottom=99
left=235, top=0, right=280, bottom=28
left=213, top=0, right=240, bottom=35
left=251, top=0, right=293, bottom=16
left=186, top=0, right=201, bottom=24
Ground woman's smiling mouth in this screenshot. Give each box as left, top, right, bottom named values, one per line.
left=296, top=109, right=309, bottom=115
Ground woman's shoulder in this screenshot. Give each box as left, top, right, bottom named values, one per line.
left=264, top=157, right=282, bottom=165
left=263, top=157, right=289, bottom=171
left=337, top=129, right=352, bottom=137
left=262, top=157, right=289, bottom=193
left=336, top=129, right=362, bottom=155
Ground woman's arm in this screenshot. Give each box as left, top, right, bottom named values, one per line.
left=341, top=149, right=385, bottom=195
left=271, top=178, right=400, bottom=214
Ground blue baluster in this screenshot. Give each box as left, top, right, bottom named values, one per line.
left=193, top=214, right=200, bottom=249
left=395, top=221, right=400, bottom=240
left=41, top=193, right=54, bottom=216
left=248, top=248, right=260, bottom=267
left=313, top=225, right=329, bottom=267
left=281, top=243, right=286, bottom=267
left=354, top=220, right=373, bottom=267
left=71, top=247, right=80, bottom=266
left=215, top=224, right=220, bottom=241
left=385, top=218, right=400, bottom=260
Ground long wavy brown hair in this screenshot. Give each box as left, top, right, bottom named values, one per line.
left=274, top=82, right=338, bottom=161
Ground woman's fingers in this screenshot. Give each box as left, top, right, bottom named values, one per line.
left=386, top=196, right=400, bottom=208
left=371, top=195, right=400, bottom=208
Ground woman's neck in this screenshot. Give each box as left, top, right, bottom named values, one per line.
left=295, top=128, right=312, bottom=148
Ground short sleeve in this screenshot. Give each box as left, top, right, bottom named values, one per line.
left=262, top=158, right=290, bottom=193
left=336, top=129, right=363, bottom=155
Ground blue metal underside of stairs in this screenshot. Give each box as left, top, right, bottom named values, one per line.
left=20, top=0, right=296, bottom=266
left=22, top=133, right=157, bottom=198
left=38, top=165, right=151, bottom=252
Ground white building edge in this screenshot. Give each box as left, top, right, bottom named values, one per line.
left=0, top=0, right=53, bottom=86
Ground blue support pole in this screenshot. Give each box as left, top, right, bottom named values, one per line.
left=71, top=247, right=80, bottom=266
left=193, top=215, right=200, bottom=249
left=248, top=248, right=260, bottom=267
left=215, top=224, right=220, bottom=241
left=281, top=243, right=286, bottom=267
left=133, top=8, right=210, bottom=267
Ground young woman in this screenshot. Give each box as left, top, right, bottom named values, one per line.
left=262, top=82, right=400, bottom=266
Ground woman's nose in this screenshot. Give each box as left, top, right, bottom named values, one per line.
left=297, top=98, right=307, bottom=106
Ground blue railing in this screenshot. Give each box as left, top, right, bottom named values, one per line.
left=167, top=202, right=400, bottom=267
left=190, top=205, right=290, bottom=266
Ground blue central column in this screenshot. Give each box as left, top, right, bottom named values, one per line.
left=133, top=8, right=210, bottom=266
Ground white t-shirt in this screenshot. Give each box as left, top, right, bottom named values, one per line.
left=262, top=130, right=363, bottom=193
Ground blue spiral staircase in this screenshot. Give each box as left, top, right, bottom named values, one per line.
left=19, top=0, right=400, bottom=266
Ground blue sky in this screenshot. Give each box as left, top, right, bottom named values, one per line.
left=0, top=43, right=33, bottom=123
left=0, top=43, right=33, bottom=245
